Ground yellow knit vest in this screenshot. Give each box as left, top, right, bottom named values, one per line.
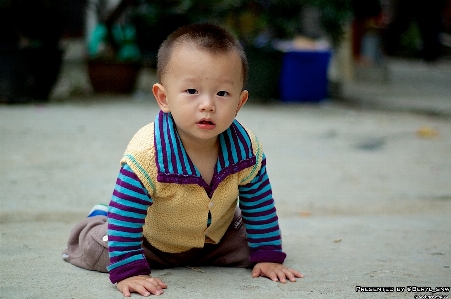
left=120, top=123, right=263, bottom=253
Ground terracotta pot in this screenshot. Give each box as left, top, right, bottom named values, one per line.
left=87, top=60, right=141, bottom=93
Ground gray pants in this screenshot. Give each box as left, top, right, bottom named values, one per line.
left=63, top=208, right=251, bottom=273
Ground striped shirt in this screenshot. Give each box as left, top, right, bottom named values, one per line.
left=107, top=112, right=285, bottom=283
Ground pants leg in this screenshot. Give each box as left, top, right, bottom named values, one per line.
left=63, top=215, right=109, bottom=273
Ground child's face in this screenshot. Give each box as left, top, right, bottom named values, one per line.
left=153, top=44, right=248, bottom=146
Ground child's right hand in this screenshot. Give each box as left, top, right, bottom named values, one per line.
left=117, top=275, right=167, bottom=297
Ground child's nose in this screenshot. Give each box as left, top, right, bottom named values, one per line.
left=199, top=95, right=215, bottom=112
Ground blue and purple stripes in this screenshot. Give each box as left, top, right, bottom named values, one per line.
left=155, top=111, right=201, bottom=181
left=217, top=120, right=254, bottom=171
left=239, top=158, right=286, bottom=263
left=107, top=164, right=152, bottom=283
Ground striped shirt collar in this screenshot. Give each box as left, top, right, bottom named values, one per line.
left=154, top=111, right=256, bottom=192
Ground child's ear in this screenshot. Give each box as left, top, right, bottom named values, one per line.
left=153, top=83, right=170, bottom=112
left=235, top=89, right=249, bottom=116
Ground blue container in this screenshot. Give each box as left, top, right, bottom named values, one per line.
left=279, top=50, right=331, bottom=102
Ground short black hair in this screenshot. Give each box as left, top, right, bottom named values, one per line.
left=157, top=23, right=248, bottom=87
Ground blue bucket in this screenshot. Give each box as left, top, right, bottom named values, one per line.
left=279, top=50, right=331, bottom=103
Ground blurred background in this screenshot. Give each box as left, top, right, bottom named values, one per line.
left=0, top=0, right=450, bottom=104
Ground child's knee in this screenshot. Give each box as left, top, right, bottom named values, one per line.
left=82, top=224, right=109, bottom=272
left=64, top=216, right=109, bottom=273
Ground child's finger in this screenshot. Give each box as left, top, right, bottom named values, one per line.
left=283, top=269, right=298, bottom=282
left=150, top=277, right=168, bottom=288
left=131, top=283, right=154, bottom=297
left=142, top=280, right=164, bottom=295
left=120, top=285, right=132, bottom=297
left=276, top=271, right=287, bottom=283
left=267, top=270, right=279, bottom=282
left=251, top=265, right=262, bottom=278
left=291, top=269, right=304, bottom=278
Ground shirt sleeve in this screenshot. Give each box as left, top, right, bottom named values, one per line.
left=238, top=154, right=287, bottom=264
left=107, top=163, right=153, bottom=284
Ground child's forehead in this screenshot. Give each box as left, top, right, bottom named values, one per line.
left=169, top=43, right=242, bottom=69
left=172, top=41, right=236, bottom=59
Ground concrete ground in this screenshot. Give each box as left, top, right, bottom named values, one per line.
left=1, top=58, right=451, bottom=298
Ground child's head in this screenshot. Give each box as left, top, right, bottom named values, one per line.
left=156, top=23, right=248, bottom=89
left=152, top=23, right=249, bottom=145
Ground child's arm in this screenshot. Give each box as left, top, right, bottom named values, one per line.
left=107, top=164, right=167, bottom=296
left=239, top=155, right=303, bottom=282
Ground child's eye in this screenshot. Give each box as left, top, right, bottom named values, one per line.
left=217, top=91, right=229, bottom=97
left=186, top=89, right=198, bottom=94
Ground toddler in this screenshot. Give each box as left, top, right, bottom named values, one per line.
left=63, top=23, right=302, bottom=297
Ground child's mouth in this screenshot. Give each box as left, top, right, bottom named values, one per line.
left=198, top=120, right=213, bottom=125
left=197, top=119, right=216, bottom=129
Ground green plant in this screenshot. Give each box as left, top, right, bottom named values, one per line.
left=311, top=0, right=353, bottom=47
left=91, top=0, right=352, bottom=63
left=221, top=0, right=353, bottom=48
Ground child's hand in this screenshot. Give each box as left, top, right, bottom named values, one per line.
left=117, top=275, right=167, bottom=297
left=252, top=262, right=303, bottom=283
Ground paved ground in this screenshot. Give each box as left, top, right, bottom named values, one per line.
left=1, top=58, right=451, bottom=298
left=341, top=58, right=451, bottom=116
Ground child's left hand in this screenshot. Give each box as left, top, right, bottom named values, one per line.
left=252, top=262, right=303, bottom=283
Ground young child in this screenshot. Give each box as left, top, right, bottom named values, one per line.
left=63, top=23, right=303, bottom=297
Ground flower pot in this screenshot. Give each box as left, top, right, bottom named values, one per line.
left=87, top=60, right=141, bottom=94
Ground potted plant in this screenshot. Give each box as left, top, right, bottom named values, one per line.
left=0, top=0, right=64, bottom=103
left=85, top=0, right=144, bottom=93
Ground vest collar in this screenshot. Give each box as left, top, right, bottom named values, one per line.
left=154, top=111, right=256, bottom=192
